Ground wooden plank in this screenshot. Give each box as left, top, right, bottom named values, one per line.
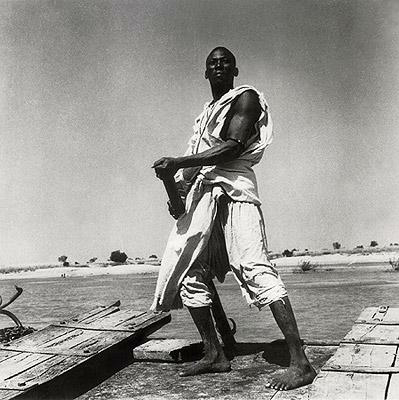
left=356, top=307, right=380, bottom=323
left=18, top=303, right=123, bottom=351
left=39, top=311, right=153, bottom=353
left=61, top=301, right=121, bottom=324
left=323, top=343, right=396, bottom=369
left=386, top=346, right=399, bottom=400
left=4, top=304, right=128, bottom=353
left=65, top=302, right=120, bottom=323
left=70, top=313, right=170, bottom=355
left=0, top=352, right=54, bottom=381
left=34, top=327, right=103, bottom=352
left=0, top=390, right=26, bottom=400
left=0, top=355, right=79, bottom=391
left=343, top=324, right=399, bottom=345
left=0, top=307, right=171, bottom=399
left=323, top=365, right=399, bottom=373
left=0, top=346, right=91, bottom=357
left=383, top=307, right=399, bottom=323
left=57, top=309, right=145, bottom=329
left=355, top=306, right=389, bottom=322
left=0, top=350, right=24, bottom=364
left=309, top=371, right=389, bottom=400
left=133, top=339, right=203, bottom=362
left=50, top=309, right=147, bottom=332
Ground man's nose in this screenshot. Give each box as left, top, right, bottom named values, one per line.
left=215, top=60, right=223, bottom=68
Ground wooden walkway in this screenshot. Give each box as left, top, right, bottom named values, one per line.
left=1, top=304, right=398, bottom=399
left=0, top=301, right=170, bottom=399
left=87, top=305, right=398, bottom=400
left=274, top=305, right=399, bottom=400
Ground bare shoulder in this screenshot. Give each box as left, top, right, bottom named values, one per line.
left=232, top=89, right=261, bottom=118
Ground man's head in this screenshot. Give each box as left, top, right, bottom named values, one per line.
left=205, top=47, right=238, bottom=87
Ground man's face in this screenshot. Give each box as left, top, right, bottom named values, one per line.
left=205, top=48, right=238, bottom=85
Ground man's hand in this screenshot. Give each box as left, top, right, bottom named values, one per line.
left=167, top=201, right=181, bottom=220
left=152, top=157, right=180, bottom=180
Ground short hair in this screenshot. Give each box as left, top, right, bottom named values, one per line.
left=206, top=47, right=236, bottom=67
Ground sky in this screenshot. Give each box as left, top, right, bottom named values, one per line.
left=1, top=0, right=399, bottom=265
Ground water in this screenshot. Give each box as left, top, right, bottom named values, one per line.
left=0, top=269, right=398, bottom=343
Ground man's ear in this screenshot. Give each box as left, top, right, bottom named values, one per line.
left=233, top=67, right=239, bottom=77
left=205, top=70, right=209, bottom=79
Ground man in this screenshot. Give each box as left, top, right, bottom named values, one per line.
left=151, top=47, right=316, bottom=390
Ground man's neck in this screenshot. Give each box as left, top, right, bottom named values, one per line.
left=211, top=83, right=234, bottom=101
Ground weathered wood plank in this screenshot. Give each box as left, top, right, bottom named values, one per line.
left=383, top=307, right=399, bottom=323
left=57, top=309, right=145, bottom=329
left=0, top=350, right=23, bottom=364
left=0, top=353, right=54, bottom=381
left=70, top=313, right=170, bottom=355
left=0, top=307, right=171, bottom=399
left=343, top=324, right=399, bottom=344
left=356, top=307, right=379, bottom=323
left=61, top=301, right=120, bottom=324
left=3, top=303, right=123, bottom=351
left=323, top=365, right=399, bottom=373
left=1, top=355, right=79, bottom=391
left=0, top=346, right=91, bottom=357
left=355, top=306, right=389, bottom=322
left=0, top=390, right=25, bottom=400
left=35, top=327, right=103, bottom=352
left=39, top=311, right=154, bottom=353
left=323, top=343, right=396, bottom=369
left=9, top=303, right=124, bottom=353
left=133, top=339, right=203, bottom=362
left=309, top=371, right=388, bottom=400
left=386, top=346, right=399, bottom=400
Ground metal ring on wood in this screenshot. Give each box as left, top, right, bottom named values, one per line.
left=229, top=318, right=237, bottom=335
left=0, top=309, right=22, bottom=328
left=0, top=286, right=24, bottom=328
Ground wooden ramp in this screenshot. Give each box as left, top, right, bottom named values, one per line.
left=0, top=301, right=170, bottom=400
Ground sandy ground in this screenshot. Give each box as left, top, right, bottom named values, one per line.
left=0, top=251, right=398, bottom=280
left=0, top=263, right=161, bottom=280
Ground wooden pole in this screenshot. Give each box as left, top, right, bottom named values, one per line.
left=209, top=280, right=236, bottom=353
left=160, top=174, right=185, bottom=218
left=158, top=173, right=236, bottom=353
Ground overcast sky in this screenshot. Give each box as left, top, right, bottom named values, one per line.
left=1, top=0, right=399, bottom=265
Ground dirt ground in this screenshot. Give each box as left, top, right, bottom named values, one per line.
left=79, top=341, right=336, bottom=400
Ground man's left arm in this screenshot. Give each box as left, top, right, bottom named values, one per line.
left=153, top=90, right=261, bottom=177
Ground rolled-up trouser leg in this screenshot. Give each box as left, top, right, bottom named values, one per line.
left=223, top=200, right=287, bottom=309
left=180, top=259, right=214, bottom=308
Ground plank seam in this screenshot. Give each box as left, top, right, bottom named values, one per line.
left=50, top=324, right=139, bottom=333
left=355, top=321, right=399, bottom=326
left=0, top=347, right=92, bottom=357
left=341, top=340, right=399, bottom=345
left=322, top=365, right=399, bottom=373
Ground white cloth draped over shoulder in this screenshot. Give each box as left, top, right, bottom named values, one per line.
left=151, top=85, right=274, bottom=311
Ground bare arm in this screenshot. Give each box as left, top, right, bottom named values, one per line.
left=153, top=90, right=261, bottom=177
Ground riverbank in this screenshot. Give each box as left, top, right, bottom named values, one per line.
left=0, top=251, right=398, bottom=280
left=0, top=263, right=160, bottom=280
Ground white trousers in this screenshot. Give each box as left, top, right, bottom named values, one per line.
left=180, top=198, right=287, bottom=310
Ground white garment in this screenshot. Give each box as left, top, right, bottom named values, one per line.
left=180, top=197, right=287, bottom=309
left=176, top=85, right=273, bottom=205
left=151, top=85, right=275, bottom=311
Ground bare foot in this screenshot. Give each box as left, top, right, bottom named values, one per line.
left=265, top=364, right=316, bottom=391
left=179, top=350, right=231, bottom=377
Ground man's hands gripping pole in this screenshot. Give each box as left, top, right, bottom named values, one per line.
left=152, top=157, right=185, bottom=220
